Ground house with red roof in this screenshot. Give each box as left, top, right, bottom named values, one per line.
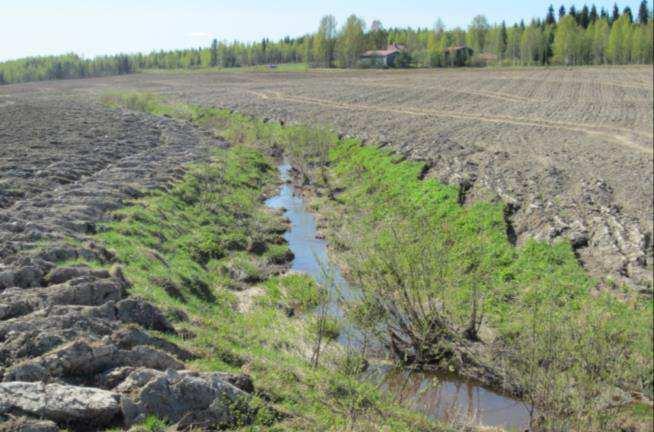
left=360, top=43, right=406, bottom=67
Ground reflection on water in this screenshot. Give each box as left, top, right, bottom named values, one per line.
left=366, top=365, right=530, bottom=430
left=265, top=163, right=346, bottom=290
left=265, top=161, right=531, bottom=430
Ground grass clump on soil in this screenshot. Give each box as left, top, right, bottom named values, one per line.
left=95, top=94, right=442, bottom=431
left=259, top=273, right=325, bottom=313
left=102, top=91, right=653, bottom=431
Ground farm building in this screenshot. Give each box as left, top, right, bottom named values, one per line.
left=360, top=43, right=406, bottom=67
left=444, top=45, right=474, bottom=66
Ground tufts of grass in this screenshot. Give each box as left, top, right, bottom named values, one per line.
left=259, top=273, right=325, bottom=313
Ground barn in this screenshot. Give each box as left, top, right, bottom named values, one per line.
left=444, top=45, right=474, bottom=66
left=360, top=43, right=406, bottom=67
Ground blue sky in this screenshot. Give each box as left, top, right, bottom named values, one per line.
left=0, top=0, right=644, bottom=61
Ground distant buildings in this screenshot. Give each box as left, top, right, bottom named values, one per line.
left=360, top=43, right=406, bottom=67
left=361, top=43, right=476, bottom=68
left=443, top=45, right=474, bottom=66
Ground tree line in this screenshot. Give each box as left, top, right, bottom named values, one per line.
left=0, top=1, right=651, bottom=84
left=0, top=53, right=134, bottom=85
left=307, top=1, right=653, bottom=67
left=0, top=36, right=306, bottom=85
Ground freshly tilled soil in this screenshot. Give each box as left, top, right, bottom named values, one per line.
left=0, top=95, right=254, bottom=430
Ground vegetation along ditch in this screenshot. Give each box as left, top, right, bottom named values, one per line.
left=265, top=159, right=531, bottom=429
left=100, top=92, right=653, bottom=431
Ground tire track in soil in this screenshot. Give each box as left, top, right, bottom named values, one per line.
left=247, top=90, right=653, bottom=156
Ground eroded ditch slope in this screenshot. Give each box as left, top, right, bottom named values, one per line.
left=0, top=97, right=260, bottom=430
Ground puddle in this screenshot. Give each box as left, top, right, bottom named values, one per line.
left=265, top=161, right=532, bottom=430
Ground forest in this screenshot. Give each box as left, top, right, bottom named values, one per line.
left=0, top=1, right=652, bottom=84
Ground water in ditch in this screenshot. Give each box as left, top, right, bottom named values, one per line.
left=265, top=162, right=531, bottom=430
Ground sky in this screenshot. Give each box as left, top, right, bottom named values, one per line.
left=0, top=0, right=645, bottom=61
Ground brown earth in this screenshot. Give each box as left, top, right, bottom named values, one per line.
left=0, top=96, right=260, bottom=430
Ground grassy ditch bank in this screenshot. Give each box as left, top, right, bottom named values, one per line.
left=102, top=92, right=653, bottom=431
left=80, top=105, right=441, bottom=431
left=320, top=139, right=653, bottom=430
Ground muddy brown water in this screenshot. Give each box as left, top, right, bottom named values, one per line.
left=265, top=162, right=531, bottom=430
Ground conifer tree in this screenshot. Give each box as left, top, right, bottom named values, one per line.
left=612, top=4, right=621, bottom=23
left=500, top=20, right=509, bottom=49
left=623, top=6, right=634, bottom=23
left=546, top=5, right=557, bottom=25
left=590, top=5, right=599, bottom=23
left=638, top=0, right=649, bottom=24
left=559, top=5, right=567, bottom=20
left=580, top=5, right=590, bottom=28
left=569, top=5, right=578, bottom=24
left=488, top=21, right=508, bottom=61
left=210, top=39, right=218, bottom=67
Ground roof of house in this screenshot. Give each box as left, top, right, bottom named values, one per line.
left=362, top=43, right=406, bottom=57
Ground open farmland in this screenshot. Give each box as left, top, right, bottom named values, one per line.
left=193, top=66, right=654, bottom=291
left=0, top=65, right=652, bottom=430
left=4, top=65, right=647, bottom=289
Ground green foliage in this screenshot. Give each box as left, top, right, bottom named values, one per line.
left=139, top=415, right=168, bottom=432
left=308, top=315, right=342, bottom=341
left=0, top=40, right=309, bottom=85
left=92, top=97, right=442, bottom=431
left=337, top=14, right=366, bottom=68
left=0, top=53, right=134, bottom=85
left=103, top=92, right=652, bottom=429
left=324, top=137, right=653, bottom=429
left=553, top=15, right=583, bottom=64
left=261, top=274, right=325, bottom=312
left=313, top=15, right=338, bottom=67
left=3, top=4, right=651, bottom=86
